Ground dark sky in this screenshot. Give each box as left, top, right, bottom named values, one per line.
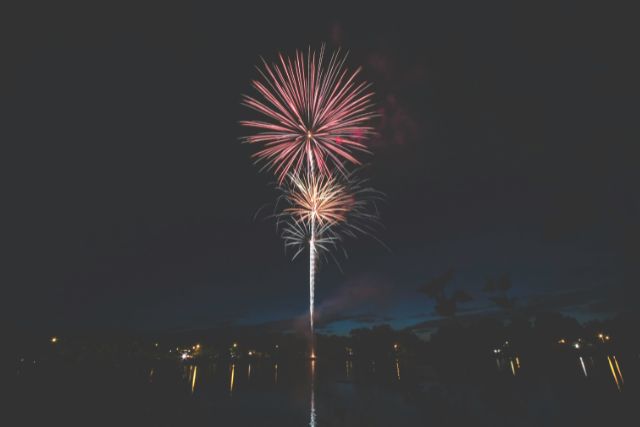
left=4, top=2, right=638, bottom=335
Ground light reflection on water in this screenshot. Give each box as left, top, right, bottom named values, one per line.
left=607, top=355, right=623, bottom=391
left=497, top=356, right=521, bottom=376
left=216, top=355, right=630, bottom=395
left=164, top=353, right=632, bottom=425
left=491, top=353, right=627, bottom=392
left=229, top=363, right=236, bottom=396
left=310, top=359, right=316, bottom=427
left=579, top=357, right=588, bottom=377
left=15, top=350, right=636, bottom=427
left=613, top=356, right=624, bottom=385
left=191, top=365, right=197, bottom=394
left=274, top=363, right=278, bottom=385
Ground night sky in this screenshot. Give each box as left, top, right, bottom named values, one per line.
left=5, top=2, right=638, bottom=335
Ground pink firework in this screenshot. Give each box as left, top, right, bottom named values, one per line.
left=241, top=45, right=377, bottom=182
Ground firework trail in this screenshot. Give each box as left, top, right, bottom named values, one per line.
left=242, top=46, right=378, bottom=358
left=276, top=171, right=383, bottom=355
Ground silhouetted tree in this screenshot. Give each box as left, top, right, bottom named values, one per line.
left=484, top=273, right=517, bottom=310
left=420, top=269, right=473, bottom=317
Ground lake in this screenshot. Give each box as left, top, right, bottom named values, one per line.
left=11, top=352, right=637, bottom=426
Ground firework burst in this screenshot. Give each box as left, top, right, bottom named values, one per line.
left=277, top=171, right=383, bottom=261
left=285, top=173, right=354, bottom=226
left=241, top=45, right=377, bottom=182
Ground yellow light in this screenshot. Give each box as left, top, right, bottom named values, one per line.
left=558, top=339, right=566, bottom=344
left=607, top=356, right=621, bottom=391
left=229, top=364, right=236, bottom=395
left=191, top=366, right=198, bottom=394
left=233, top=342, right=238, bottom=348
left=196, top=344, right=200, bottom=349
left=613, top=356, right=624, bottom=384
left=50, top=337, right=58, bottom=343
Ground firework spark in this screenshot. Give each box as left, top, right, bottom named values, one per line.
left=280, top=217, right=339, bottom=261
left=241, top=45, right=377, bottom=182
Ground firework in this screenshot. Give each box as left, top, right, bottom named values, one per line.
left=241, top=45, right=377, bottom=182
left=242, top=46, right=380, bottom=359
left=276, top=171, right=383, bottom=349
left=277, top=172, right=350, bottom=343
